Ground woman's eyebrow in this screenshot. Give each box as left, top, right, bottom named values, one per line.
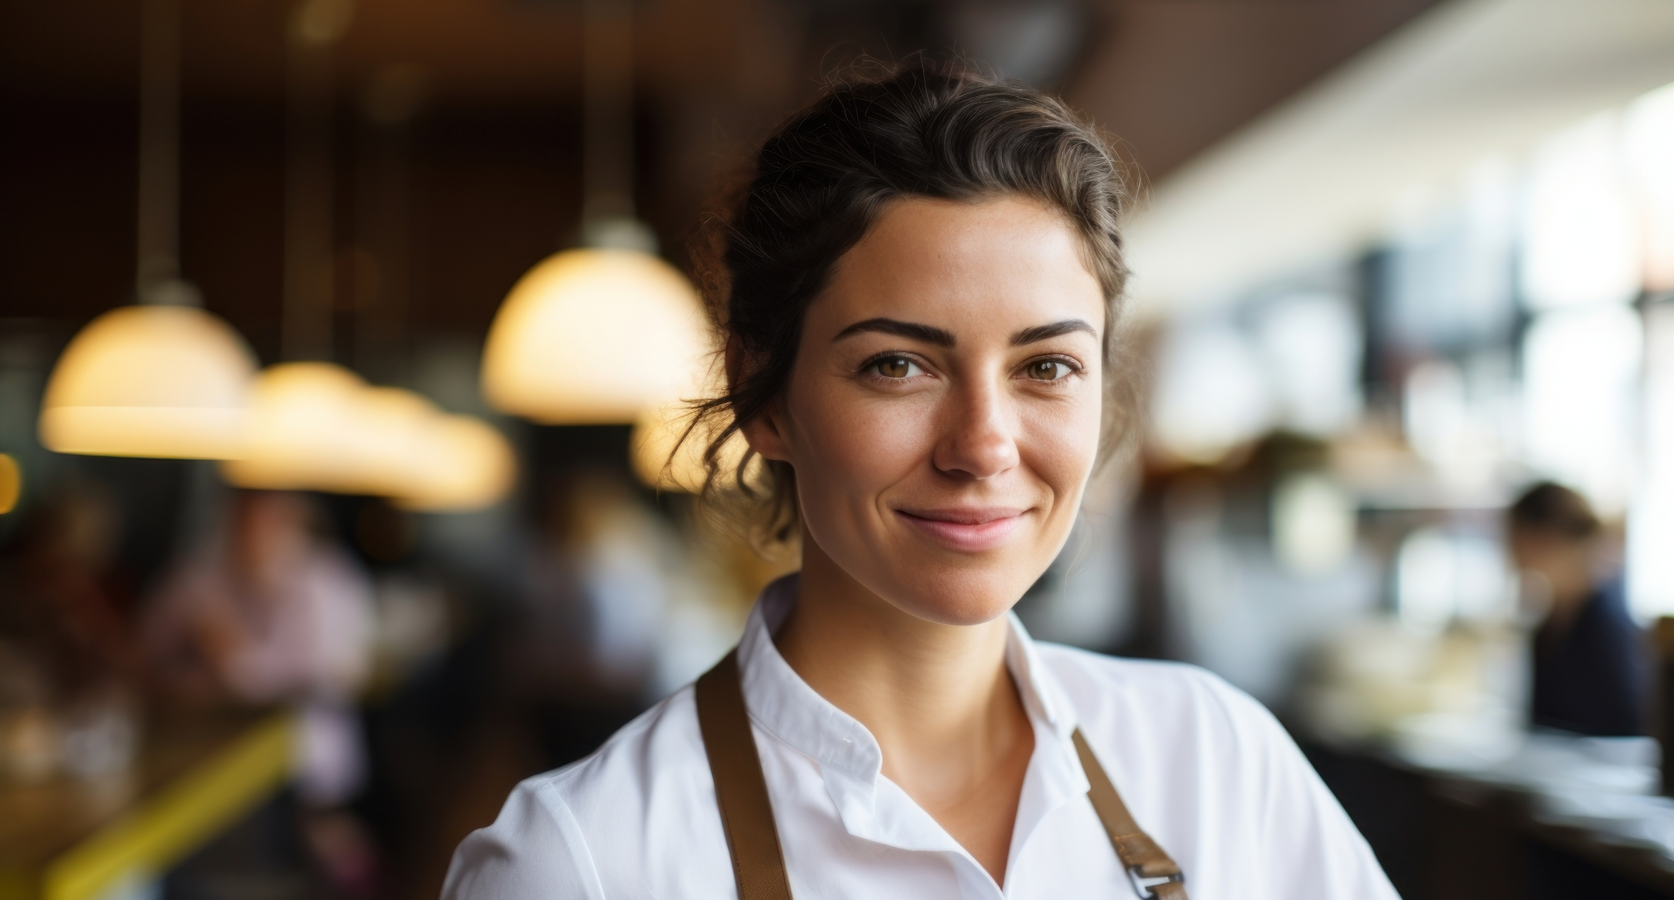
left=1010, top=319, right=1097, bottom=345
left=832, top=318, right=957, bottom=346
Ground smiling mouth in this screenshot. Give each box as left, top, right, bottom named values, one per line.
left=894, top=507, right=1030, bottom=552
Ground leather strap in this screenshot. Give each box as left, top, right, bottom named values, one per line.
left=695, top=649, right=1188, bottom=900
left=696, top=650, right=794, bottom=900
left=1074, top=730, right=1190, bottom=900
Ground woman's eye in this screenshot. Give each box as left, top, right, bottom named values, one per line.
left=1024, top=359, right=1073, bottom=381
left=873, top=356, right=920, bottom=379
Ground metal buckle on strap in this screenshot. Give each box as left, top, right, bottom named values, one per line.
left=1126, top=866, right=1185, bottom=899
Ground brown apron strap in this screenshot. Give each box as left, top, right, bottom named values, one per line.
left=1074, top=729, right=1191, bottom=900
left=695, top=650, right=794, bottom=900
left=696, top=648, right=1188, bottom=900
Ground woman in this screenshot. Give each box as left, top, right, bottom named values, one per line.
left=444, top=63, right=1396, bottom=900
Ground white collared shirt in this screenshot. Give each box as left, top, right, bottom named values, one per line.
left=443, top=575, right=1397, bottom=899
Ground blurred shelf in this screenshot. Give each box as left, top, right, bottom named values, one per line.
left=1339, top=471, right=1513, bottom=514
left=0, top=709, right=293, bottom=900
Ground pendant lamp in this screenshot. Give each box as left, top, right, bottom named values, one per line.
left=228, top=2, right=516, bottom=508
left=357, top=386, right=516, bottom=508
left=37, top=0, right=257, bottom=459
left=479, top=0, right=709, bottom=425
left=41, top=302, right=256, bottom=459
left=221, top=362, right=371, bottom=492
left=224, top=0, right=359, bottom=492
left=483, top=248, right=709, bottom=423
left=224, top=362, right=517, bottom=508
left=395, top=415, right=517, bottom=512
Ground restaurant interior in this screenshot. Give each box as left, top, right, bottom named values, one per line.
left=4, top=0, right=1674, bottom=897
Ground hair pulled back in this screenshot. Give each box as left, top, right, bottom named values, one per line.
left=687, top=60, right=1136, bottom=544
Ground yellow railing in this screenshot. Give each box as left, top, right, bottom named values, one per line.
left=17, top=712, right=294, bottom=900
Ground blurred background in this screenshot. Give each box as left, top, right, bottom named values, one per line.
left=3, top=0, right=1674, bottom=898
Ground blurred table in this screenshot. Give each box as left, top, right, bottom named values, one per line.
left=1306, top=732, right=1674, bottom=899
left=1430, top=776, right=1674, bottom=895
left=0, top=709, right=292, bottom=900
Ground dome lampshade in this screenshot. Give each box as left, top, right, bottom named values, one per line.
left=221, top=362, right=374, bottom=492
left=396, top=415, right=517, bottom=512
left=225, top=363, right=516, bottom=509
left=354, top=386, right=443, bottom=497
left=480, top=248, right=710, bottom=424
left=38, top=305, right=258, bottom=459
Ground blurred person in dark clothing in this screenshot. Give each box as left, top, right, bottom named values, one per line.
left=0, top=484, right=135, bottom=698
left=1510, top=481, right=1646, bottom=736
left=0, top=484, right=141, bottom=781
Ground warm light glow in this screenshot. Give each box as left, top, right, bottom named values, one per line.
left=356, top=386, right=443, bottom=498
left=38, top=305, right=258, bottom=459
left=221, top=362, right=375, bottom=493
left=396, top=415, right=517, bottom=512
left=225, top=363, right=515, bottom=509
left=0, top=454, right=19, bottom=515
left=630, top=401, right=748, bottom=494
left=481, top=248, right=710, bottom=424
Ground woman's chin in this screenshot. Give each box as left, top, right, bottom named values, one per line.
left=881, top=571, right=1037, bottom=627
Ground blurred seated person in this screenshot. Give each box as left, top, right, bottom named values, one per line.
left=0, top=483, right=136, bottom=703
left=145, top=490, right=375, bottom=804
left=1509, top=481, right=1645, bottom=736
left=0, top=484, right=143, bottom=782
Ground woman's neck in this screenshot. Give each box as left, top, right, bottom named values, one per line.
left=773, top=531, right=1034, bottom=884
left=776, top=532, right=1018, bottom=751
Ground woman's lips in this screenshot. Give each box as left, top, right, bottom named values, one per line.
left=895, top=507, right=1029, bottom=552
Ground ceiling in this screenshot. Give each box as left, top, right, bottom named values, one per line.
left=1125, top=0, right=1674, bottom=316
left=1, top=0, right=1446, bottom=179
left=0, top=0, right=1448, bottom=353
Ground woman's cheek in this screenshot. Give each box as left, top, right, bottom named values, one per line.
left=801, top=386, right=932, bottom=484
left=1024, top=394, right=1101, bottom=479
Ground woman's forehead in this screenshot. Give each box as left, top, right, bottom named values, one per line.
left=810, top=195, right=1105, bottom=339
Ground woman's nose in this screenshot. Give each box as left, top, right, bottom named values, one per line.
left=931, top=380, right=1020, bottom=480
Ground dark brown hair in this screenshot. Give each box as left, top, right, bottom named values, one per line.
left=1509, top=481, right=1601, bottom=541
left=685, top=61, right=1137, bottom=544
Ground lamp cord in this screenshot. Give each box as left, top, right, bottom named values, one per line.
left=136, top=0, right=182, bottom=298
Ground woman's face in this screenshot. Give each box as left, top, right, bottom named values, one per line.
left=744, top=195, right=1107, bottom=626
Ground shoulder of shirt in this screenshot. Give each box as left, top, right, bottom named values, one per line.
left=510, top=680, right=707, bottom=819
left=1031, top=641, right=1280, bottom=737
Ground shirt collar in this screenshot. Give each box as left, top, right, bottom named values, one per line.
left=735, top=573, right=1087, bottom=851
